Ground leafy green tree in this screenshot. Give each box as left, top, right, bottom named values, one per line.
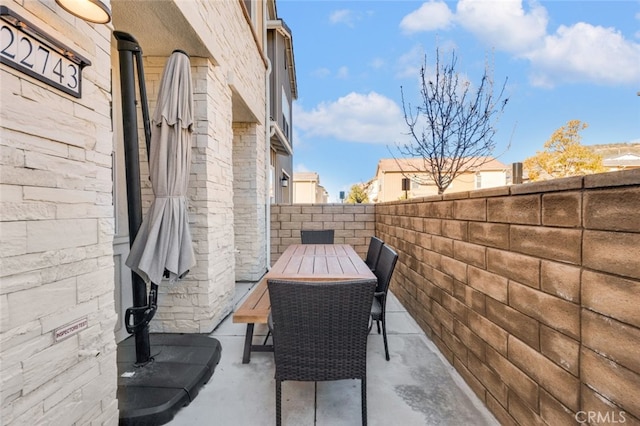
left=524, top=120, right=605, bottom=181
left=346, top=184, right=369, bottom=204
left=395, top=48, right=509, bottom=194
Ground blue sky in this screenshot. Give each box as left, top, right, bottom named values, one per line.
left=277, top=1, right=640, bottom=202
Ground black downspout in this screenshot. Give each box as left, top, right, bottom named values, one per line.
left=114, top=31, right=151, bottom=365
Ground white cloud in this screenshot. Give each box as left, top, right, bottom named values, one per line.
left=400, top=1, right=454, bottom=34
left=294, top=163, right=310, bottom=173
left=370, top=57, right=385, bottom=69
left=455, top=0, right=548, bottom=53
left=337, top=66, right=349, bottom=79
left=330, top=9, right=357, bottom=27
left=329, top=9, right=371, bottom=28
left=311, top=67, right=331, bottom=79
left=294, top=92, right=407, bottom=144
left=524, top=23, right=640, bottom=87
left=397, top=1, right=639, bottom=88
left=291, top=127, right=303, bottom=148
left=395, top=44, right=425, bottom=79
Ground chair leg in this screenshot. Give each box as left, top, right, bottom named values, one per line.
left=376, top=319, right=381, bottom=334
left=361, top=377, right=367, bottom=426
left=382, top=314, right=390, bottom=361
left=276, top=379, right=282, bottom=426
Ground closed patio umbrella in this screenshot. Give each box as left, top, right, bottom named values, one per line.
left=126, top=50, right=195, bottom=286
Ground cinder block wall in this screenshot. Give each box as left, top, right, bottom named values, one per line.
left=376, top=169, right=640, bottom=425
left=270, top=203, right=376, bottom=263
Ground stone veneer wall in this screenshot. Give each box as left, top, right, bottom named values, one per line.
left=0, top=3, right=118, bottom=424
left=137, top=0, right=267, bottom=332
left=233, top=122, right=268, bottom=281
left=139, top=56, right=239, bottom=334
left=376, top=169, right=640, bottom=425
left=270, top=203, right=376, bottom=263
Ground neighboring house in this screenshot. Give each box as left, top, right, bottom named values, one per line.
left=603, top=153, right=640, bottom=171
left=293, top=172, right=329, bottom=203
left=267, top=8, right=297, bottom=204
left=590, top=143, right=640, bottom=172
left=371, top=157, right=508, bottom=202
left=0, top=1, right=295, bottom=424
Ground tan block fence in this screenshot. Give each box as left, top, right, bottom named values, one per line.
left=270, top=168, right=640, bottom=425
left=270, top=203, right=376, bottom=262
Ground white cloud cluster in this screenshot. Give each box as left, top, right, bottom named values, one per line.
left=455, top=0, right=548, bottom=53
left=395, top=44, right=426, bottom=79
left=294, top=92, right=407, bottom=144
left=398, top=0, right=640, bottom=87
left=330, top=9, right=373, bottom=28
left=400, top=1, right=453, bottom=33
left=330, top=9, right=355, bottom=26
left=525, top=23, right=640, bottom=87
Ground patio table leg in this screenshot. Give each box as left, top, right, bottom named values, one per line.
left=242, top=323, right=255, bottom=364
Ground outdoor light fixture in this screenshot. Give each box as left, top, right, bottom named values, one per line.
left=281, top=175, right=289, bottom=187
left=55, top=0, right=111, bottom=24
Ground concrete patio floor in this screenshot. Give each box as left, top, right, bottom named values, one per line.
left=168, top=281, right=499, bottom=426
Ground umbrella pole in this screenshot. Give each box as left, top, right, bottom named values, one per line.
left=114, top=31, right=151, bottom=365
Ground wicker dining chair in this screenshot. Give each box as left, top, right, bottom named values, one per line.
left=300, top=229, right=334, bottom=244
left=267, top=278, right=376, bottom=426
left=370, top=244, right=399, bottom=361
left=364, top=236, right=384, bottom=272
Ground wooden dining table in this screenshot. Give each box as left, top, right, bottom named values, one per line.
left=267, top=243, right=376, bottom=282
left=233, top=244, right=375, bottom=363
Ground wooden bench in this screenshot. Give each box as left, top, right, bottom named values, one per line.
left=232, top=278, right=272, bottom=363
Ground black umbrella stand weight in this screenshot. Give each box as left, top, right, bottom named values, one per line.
left=114, top=31, right=156, bottom=366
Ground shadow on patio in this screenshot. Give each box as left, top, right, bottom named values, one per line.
left=168, top=281, right=499, bottom=425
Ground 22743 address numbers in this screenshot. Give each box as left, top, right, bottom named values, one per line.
left=1, top=6, right=90, bottom=98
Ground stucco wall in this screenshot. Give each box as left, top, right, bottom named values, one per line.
left=1, top=3, right=118, bottom=424
left=376, top=169, right=640, bottom=425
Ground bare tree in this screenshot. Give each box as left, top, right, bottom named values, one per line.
left=395, top=48, right=509, bottom=194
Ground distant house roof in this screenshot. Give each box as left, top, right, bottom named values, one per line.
left=589, top=143, right=640, bottom=169
left=293, top=172, right=319, bottom=182
left=603, top=153, right=640, bottom=168
left=375, top=157, right=508, bottom=175
left=589, top=143, right=640, bottom=158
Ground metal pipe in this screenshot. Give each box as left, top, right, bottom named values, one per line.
left=134, top=47, right=151, bottom=161
left=114, top=30, right=151, bottom=365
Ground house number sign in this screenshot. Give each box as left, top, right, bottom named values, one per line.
left=0, top=6, right=90, bottom=98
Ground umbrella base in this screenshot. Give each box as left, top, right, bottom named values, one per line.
left=117, top=333, right=222, bottom=425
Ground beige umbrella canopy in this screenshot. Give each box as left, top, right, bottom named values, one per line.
left=126, top=50, right=195, bottom=285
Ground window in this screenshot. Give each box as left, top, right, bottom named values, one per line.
left=242, top=1, right=255, bottom=25
left=475, top=173, right=482, bottom=189
left=281, top=87, right=290, bottom=139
